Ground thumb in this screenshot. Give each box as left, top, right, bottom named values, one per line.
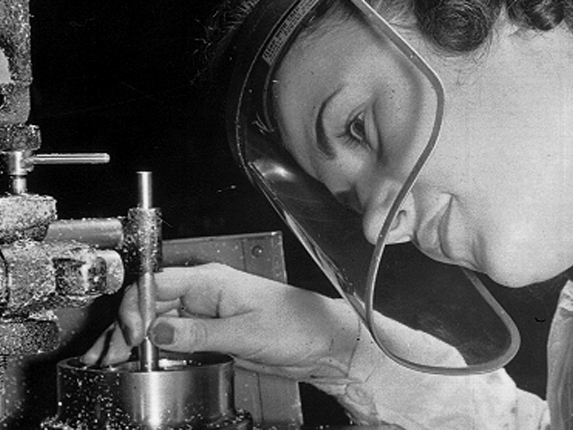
left=148, top=316, right=252, bottom=356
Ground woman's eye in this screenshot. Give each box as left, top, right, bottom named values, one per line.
left=347, top=113, right=367, bottom=145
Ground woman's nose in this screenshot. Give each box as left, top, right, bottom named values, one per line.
left=361, top=187, right=417, bottom=245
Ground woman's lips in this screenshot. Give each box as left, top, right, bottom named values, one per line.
left=416, top=197, right=478, bottom=270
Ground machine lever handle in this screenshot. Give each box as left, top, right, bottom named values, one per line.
left=31, top=153, right=110, bottom=165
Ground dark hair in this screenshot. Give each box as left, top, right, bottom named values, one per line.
left=414, top=0, right=573, bottom=52
left=196, top=0, right=572, bottom=116
left=195, top=0, right=343, bottom=113
left=203, top=0, right=573, bottom=65
left=198, top=0, right=262, bottom=82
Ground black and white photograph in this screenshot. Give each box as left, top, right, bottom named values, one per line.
left=0, top=1, right=571, bottom=428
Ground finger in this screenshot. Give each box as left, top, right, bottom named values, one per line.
left=81, top=322, right=133, bottom=366
left=156, top=299, right=181, bottom=315
left=148, top=315, right=258, bottom=358
left=161, top=307, right=181, bottom=317
left=154, top=264, right=266, bottom=317
left=82, top=323, right=114, bottom=364
left=234, top=357, right=280, bottom=376
left=118, top=283, right=145, bottom=345
left=121, top=283, right=179, bottom=341
left=154, top=265, right=224, bottom=301
left=154, top=266, right=226, bottom=318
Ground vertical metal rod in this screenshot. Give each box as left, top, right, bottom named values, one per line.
left=11, top=176, right=27, bottom=194
left=138, top=171, right=153, bottom=209
left=137, top=171, right=159, bottom=372
left=139, top=274, right=159, bottom=372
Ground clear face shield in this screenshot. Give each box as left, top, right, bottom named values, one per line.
left=226, top=0, right=520, bottom=374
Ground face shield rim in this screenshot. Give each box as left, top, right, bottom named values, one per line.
left=350, top=0, right=521, bottom=375
left=225, top=0, right=521, bottom=375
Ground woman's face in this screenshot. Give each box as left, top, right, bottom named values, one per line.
left=275, top=14, right=573, bottom=287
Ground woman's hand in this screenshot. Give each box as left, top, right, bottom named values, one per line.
left=83, top=263, right=537, bottom=430
left=83, top=263, right=361, bottom=381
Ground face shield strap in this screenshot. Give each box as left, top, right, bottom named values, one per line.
left=346, top=0, right=521, bottom=375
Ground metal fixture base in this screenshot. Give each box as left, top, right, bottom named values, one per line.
left=41, top=351, right=253, bottom=430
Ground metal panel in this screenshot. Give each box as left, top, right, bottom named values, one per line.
left=163, top=231, right=286, bottom=283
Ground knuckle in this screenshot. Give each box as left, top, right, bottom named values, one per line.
left=187, top=319, right=209, bottom=351
left=204, top=262, right=235, bottom=277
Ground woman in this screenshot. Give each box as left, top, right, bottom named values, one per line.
left=85, top=0, right=573, bottom=427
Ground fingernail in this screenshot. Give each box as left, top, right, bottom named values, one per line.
left=150, top=322, right=174, bottom=346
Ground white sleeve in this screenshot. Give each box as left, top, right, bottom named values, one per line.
left=309, top=300, right=550, bottom=430
left=547, top=280, right=573, bottom=429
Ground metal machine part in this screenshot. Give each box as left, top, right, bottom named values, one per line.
left=42, top=174, right=254, bottom=430
left=133, top=171, right=161, bottom=372
left=0, top=142, right=110, bottom=195
left=0, top=240, right=124, bottom=313
left=0, top=1, right=295, bottom=427
left=0, top=0, right=31, bottom=125
left=0, top=0, right=128, bottom=421
left=1, top=0, right=109, bottom=195
left=0, top=194, right=56, bottom=243
left=45, top=218, right=125, bottom=249
left=43, top=353, right=252, bottom=430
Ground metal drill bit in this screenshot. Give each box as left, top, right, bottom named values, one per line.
left=137, top=171, right=160, bottom=372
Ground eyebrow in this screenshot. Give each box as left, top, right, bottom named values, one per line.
left=315, top=88, right=343, bottom=160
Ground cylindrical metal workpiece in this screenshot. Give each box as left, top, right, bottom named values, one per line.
left=138, top=171, right=153, bottom=209
left=31, top=153, right=110, bottom=165
left=45, top=218, right=125, bottom=249
left=42, top=352, right=252, bottom=430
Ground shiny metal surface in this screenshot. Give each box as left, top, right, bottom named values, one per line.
left=136, top=171, right=160, bottom=372
left=32, top=153, right=110, bottom=165
left=162, top=232, right=286, bottom=283
left=138, top=171, right=153, bottom=209
left=45, top=218, right=125, bottom=249
left=43, top=352, right=253, bottom=430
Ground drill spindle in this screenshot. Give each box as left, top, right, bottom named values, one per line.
left=137, top=171, right=160, bottom=372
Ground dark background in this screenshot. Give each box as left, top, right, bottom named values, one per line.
left=11, top=0, right=560, bottom=426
